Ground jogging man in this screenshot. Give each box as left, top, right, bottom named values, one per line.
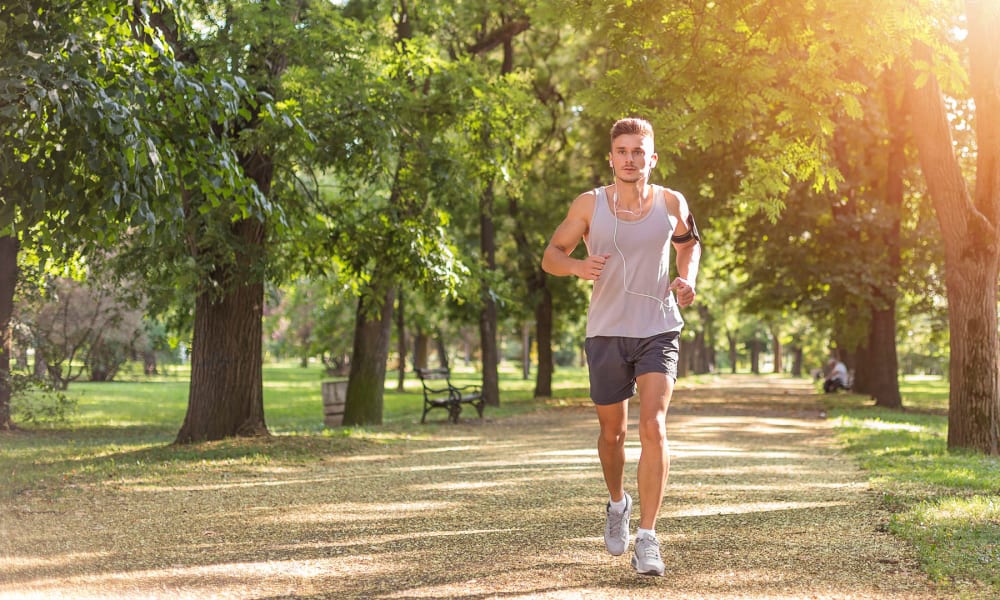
left=541, top=117, right=701, bottom=576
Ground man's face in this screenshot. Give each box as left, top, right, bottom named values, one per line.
left=609, top=134, right=657, bottom=183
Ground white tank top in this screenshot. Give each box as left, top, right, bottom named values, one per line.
left=584, top=185, right=685, bottom=338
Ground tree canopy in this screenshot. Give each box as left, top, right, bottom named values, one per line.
left=3, top=0, right=997, bottom=453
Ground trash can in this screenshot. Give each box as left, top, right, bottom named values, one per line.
left=322, top=379, right=349, bottom=427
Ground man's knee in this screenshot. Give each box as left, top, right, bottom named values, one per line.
left=638, top=417, right=667, bottom=445
left=599, top=426, right=627, bottom=448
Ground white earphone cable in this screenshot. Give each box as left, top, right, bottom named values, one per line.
left=611, top=186, right=675, bottom=314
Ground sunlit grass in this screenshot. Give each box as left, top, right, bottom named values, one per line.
left=894, top=496, right=1000, bottom=591
left=0, top=360, right=593, bottom=499
left=824, top=374, right=1000, bottom=596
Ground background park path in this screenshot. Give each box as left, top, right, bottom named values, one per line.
left=2, top=375, right=948, bottom=599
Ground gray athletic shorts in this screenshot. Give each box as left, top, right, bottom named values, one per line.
left=584, top=331, right=680, bottom=406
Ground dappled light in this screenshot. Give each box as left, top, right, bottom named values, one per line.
left=2, top=0, right=997, bottom=593
left=856, top=419, right=927, bottom=433
left=1, top=376, right=940, bottom=598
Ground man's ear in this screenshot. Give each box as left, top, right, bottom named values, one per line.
left=650, top=152, right=659, bottom=168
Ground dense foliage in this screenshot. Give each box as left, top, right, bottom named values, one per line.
left=2, top=0, right=996, bottom=451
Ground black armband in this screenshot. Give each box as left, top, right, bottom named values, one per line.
left=671, top=214, right=701, bottom=244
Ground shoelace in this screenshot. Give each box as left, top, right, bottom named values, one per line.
left=637, top=538, right=661, bottom=558
left=607, top=506, right=626, bottom=538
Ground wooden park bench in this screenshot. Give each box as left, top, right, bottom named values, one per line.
left=415, top=367, right=484, bottom=424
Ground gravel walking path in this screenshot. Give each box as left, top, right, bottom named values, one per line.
left=1, top=375, right=947, bottom=599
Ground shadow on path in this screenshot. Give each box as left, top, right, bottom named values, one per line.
left=0, top=375, right=947, bottom=599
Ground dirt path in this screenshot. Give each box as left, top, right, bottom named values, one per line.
left=1, top=375, right=947, bottom=599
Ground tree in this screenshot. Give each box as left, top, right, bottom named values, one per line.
left=843, top=66, right=907, bottom=409
left=0, top=0, right=175, bottom=429
left=507, top=7, right=597, bottom=398
left=294, top=1, right=482, bottom=426
left=729, top=58, right=923, bottom=408
left=263, top=276, right=355, bottom=373
left=15, top=273, right=144, bottom=387
left=122, top=1, right=326, bottom=442
left=905, top=2, right=1000, bottom=454
left=168, top=5, right=284, bottom=443
left=0, top=236, right=14, bottom=426
left=460, top=6, right=532, bottom=408
left=565, top=0, right=966, bottom=410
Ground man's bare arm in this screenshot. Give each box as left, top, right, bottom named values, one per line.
left=668, top=190, right=701, bottom=307
left=675, top=240, right=701, bottom=287
left=542, top=193, right=609, bottom=280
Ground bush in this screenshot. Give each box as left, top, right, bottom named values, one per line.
left=9, top=372, right=77, bottom=424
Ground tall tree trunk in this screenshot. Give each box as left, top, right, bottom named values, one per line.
left=33, top=346, right=46, bottom=379
left=343, top=283, right=395, bottom=426
left=727, top=332, right=738, bottom=374
left=177, top=220, right=268, bottom=443
left=791, top=346, right=803, bottom=377
left=479, top=179, right=500, bottom=407
left=507, top=186, right=553, bottom=397
left=852, top=339, right=874, bottom=394
left=866, top=66, right=907, bottom=409
left=0, top=236, right=17, bottom=430
left=678, top=338, right=691, bottom=378
left=534, top=284, right=553, bottom=398
left=907, top=12, right=1000, bottom=453
left=691, top=328, right=708, bottom=374
left=176, top=124, right=275, bottom=443
left=770, top=326, right=782, bottom=374
left=521, top=321, right=531, bottom=380
left=155, top=0, right=288, bottom=442
left=434, top=332, right=449, bottom=369
left=750, top=339, right=761, bottom=374
left=14, top=344, right=27, bottom=370
left=697, top=304, right=715, bottom=374
left=943, top=275, right=1000, bottom=452
left=396, top=290, right=406, bottom=391
left=413, top=331, right=429, bottom=370
left=475, top=31, right=519, bottom=407
left=865, top=306, right=902, bottom=407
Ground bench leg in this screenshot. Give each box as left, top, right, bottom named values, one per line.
left=448, top=402, right=462, bottom=424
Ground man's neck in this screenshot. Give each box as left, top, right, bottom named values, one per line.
left=614, top=179, right=652, bottom=208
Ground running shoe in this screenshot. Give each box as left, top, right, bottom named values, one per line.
left=603, top=492, right=631, bottom=556
left=631, top=533, right=665, bottom=576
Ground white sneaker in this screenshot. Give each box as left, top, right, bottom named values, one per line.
left=603, top=492, right=631, bottom=556
left=631, top=533, right=665, bottom=576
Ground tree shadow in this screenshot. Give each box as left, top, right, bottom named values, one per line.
left=2, top=378, right=938, bottom=599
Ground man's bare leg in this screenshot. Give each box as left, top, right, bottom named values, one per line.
left=595, top=400, right=629, bottom=501
left=629, top=372, right=672, bottom=576
left=635, top=372, right=673, bottom=530
left=596, top=399, right=632, bottom=555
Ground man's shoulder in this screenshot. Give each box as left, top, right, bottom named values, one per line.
left=569, top=188, right=599, bottom=213
left=569, top=190, right=597, bottom=223
left=656, top=185, right=686, bottom=204
left=656, top=185, right=688, bottom=219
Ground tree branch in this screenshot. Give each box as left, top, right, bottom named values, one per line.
left=467, top=19, right=530, bottom=56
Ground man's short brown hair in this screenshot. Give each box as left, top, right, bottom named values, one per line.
left=610, top=118, right=654, bottom=144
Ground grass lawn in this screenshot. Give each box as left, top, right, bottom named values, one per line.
left=1, top=361, right=592, bottom=501
left=822, top=376, right=1000, bottom=597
